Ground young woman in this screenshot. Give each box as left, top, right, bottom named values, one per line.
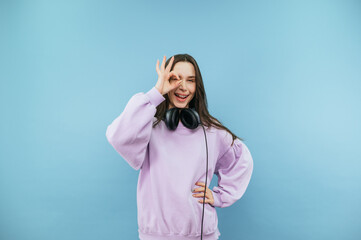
left=106, top=54, right=254, bottom=240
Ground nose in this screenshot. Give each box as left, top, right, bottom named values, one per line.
left=179, top=79, right=186, bottom=90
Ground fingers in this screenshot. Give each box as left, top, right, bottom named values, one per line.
left=161, top=55, right=166, bottom=71
left=196, top=182, right=205, bottom=186
left=192, top=186, right=205, bottom=193
left=193, top=181, right=214, bottom=198
left=192, top=184, right=212, bottom=198
left=193, top=189, right=214, bottom=205
left=170, top=80, right=182, bottom=92
left=192, top=188, right=210, bottom=197
left=167, top=71, right=181, bottom=90
left=169, top=72, right=181, bottom=85
left=168, top=71, right=179, bottom=80
left=198, top=198, right=213, bottom=204
left=194, top=182, right=208, bottom=191
left=193, top=182, right=207, bottom=193
left=193, top=192, right=211, bottom=200
left=156, top=59, right=160, bottom=75
left=157, top=55, right=174, bottom=76
left=165, top=56, right=174, bottom=72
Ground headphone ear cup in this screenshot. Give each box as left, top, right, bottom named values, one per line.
left=164, top=108, right=180, bottom=130
left=180, top=108, right=200, bottom=129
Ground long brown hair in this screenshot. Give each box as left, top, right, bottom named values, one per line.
left=153, top=53, right=243, bottom=146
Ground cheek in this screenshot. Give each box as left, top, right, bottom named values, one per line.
left=188, top=91, right=196, bottom=101
left=169, top=90, right=176, bottom=96
left=190, top=85, right=196, bottom=95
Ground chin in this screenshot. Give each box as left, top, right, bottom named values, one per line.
left=174, top=103, right=188, bottom=108
left=169, top=100, right=189, bottom=109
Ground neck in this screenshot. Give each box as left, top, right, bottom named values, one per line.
left=168, top=104, right=189, bottom=110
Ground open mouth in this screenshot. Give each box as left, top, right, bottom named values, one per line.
left=175, top=93, right=189, bottom=102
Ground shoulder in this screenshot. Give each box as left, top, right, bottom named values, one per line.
left=208, top=124, right=232, bottom=144
left=211, top=126, right=250, bottom=158
left=208, top=126, right=235, bottom=156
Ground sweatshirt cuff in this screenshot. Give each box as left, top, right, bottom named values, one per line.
left=212, top=188, right=222, bottom=208
left=146, top=87, right=166, bottom=107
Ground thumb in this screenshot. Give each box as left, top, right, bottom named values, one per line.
left=170, top=79, right=182, bottom=90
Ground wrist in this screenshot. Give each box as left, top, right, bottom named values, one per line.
left=155, top=86, right=163, bottom=95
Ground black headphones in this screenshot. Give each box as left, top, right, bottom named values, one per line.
left=163, top=107, right=201, bottom=130
left=163, top=107, right=209, bottom=240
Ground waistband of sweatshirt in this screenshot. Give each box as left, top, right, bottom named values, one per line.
left=138, top=228, right=220, bottom=240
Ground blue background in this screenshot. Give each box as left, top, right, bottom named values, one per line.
left=1, top=0, right=360, bottom=239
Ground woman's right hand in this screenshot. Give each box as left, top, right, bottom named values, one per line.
left=155, top=56, right=183, bottom=95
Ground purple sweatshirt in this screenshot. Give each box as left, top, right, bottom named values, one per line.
left=105, top=87, right=254, bottom=240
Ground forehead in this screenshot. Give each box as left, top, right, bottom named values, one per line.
left=173, top=62, right=195, bottom=77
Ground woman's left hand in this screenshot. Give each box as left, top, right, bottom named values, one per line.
left=192, top=182, right=214, bottom=206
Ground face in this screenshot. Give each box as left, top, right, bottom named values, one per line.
left=167, top=61, right=196, bottom=109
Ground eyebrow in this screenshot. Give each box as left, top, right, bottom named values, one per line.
left=178, top=73, right=196, bottom=78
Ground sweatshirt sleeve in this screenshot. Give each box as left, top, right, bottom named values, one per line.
left=105, top=87, right=165, bottom=170
left=211, top=138, right=254, bottom=208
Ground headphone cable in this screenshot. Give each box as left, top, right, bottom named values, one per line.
left=200, top=124, right=208, bottom=240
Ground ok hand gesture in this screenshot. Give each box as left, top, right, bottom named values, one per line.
left=155, top=56, right=182, bottom=95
